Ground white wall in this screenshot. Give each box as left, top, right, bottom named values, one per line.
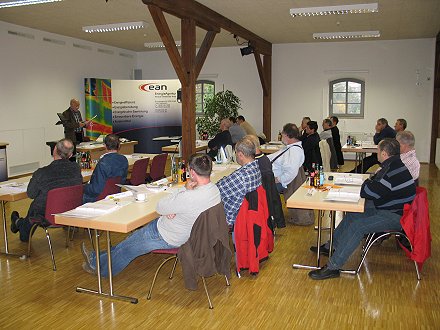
left=0, top=21, right=136, bottom=175
left=137, top=39, right=435, bottom=162
left=272, top=39, right=435, bottom=162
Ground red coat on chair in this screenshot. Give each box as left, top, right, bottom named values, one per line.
left=234, top=185, right=274, bottom=275
left=400, top=186, right=431, bottom=270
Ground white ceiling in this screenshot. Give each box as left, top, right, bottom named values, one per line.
left=0, top=0, right=439, bottom=51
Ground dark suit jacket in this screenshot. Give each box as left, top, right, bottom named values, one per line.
left=208, top=130, right=233, bottom=159
left=302, top=132, right=322, bottom=171
left=62, top=108, right=83, bottom=143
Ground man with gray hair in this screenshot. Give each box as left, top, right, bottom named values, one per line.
left=216, top=137, right=262, bottom=225
left=397, top=130, right=420, bottom=182
left=10, top=139, right=82, bottom=242
left=309, top=138, right=416, bottom=280
left=207, top=118, right=233, bottom=160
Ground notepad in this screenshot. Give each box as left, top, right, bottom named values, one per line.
left=324, top=186, right=362, bottom=203
left=57, top=202, right=122, bottom=218
left=334, top=174, right=364, bottom=186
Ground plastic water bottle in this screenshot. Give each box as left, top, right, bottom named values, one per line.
left=319, top=166, right=325, bottom=186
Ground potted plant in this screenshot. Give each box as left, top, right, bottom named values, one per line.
left=196, top=90, right=241, bottom=138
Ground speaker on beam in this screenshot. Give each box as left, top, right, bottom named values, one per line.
left=133, top=69, right=142, bottom=80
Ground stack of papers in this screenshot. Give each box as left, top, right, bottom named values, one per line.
left=324, top=186, right=362, bottom=203
left=334, top=174, right=364, bottom=186
left=0, top=182, right=28, bottom=194
left=58, top=202, right=122, bottom=218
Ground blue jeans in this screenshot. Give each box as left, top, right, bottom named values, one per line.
left=327, top=200, right=402, bottom=270
left=89, top=219, right=178, bottom=277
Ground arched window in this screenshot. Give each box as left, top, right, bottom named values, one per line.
left=329, top=78, right=365, bottom=118
left=195, top=80, right=215, bottom=115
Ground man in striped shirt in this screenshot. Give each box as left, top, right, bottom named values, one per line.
left=397, top=131, right=420, bottom=183
left=309, top=138, right=416, bottom=280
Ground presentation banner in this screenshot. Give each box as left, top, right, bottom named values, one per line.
left=84, top=78, right=113, bottom=139
left=111, top=79, right=182, bottom=153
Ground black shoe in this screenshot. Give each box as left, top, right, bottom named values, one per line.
left=308, top=265, right=340, bottom=280
left=10, top=211, right=20, bottom=233
left=310, top=244, right=330, bottom=257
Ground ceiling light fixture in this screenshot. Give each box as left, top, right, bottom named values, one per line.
left=290, top=3, right=378, bottom=17
left=313, top=31, right=381, bottom=40
left=0, top=0, right=63, bottom=8
left=144, top=41, right=182, bottom=49
left=82, top=21, right=147, bottom=33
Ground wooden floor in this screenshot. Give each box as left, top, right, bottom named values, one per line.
left=1, top=162, right=439, bottom=329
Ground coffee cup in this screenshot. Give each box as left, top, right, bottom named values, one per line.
left=136, top=193, right=146, bottom=202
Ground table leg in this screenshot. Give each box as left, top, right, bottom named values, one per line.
left=76, top=229, right=138, bottom=304
left=329, top=211, right=335, bottom=257
left=0, top=201, right=23, bottom=257
left=292, top=209, right=323, bottom=270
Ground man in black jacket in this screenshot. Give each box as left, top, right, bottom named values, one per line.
left=350, top=117, right=396, bottom=173
left=330, top=116, right=344, bottom=166
left=61, top=99, right=90, bottom=144
left=207, top=118, right=233, bottom=160
left=10, top=139, right=83, bottom=242
left=309, top=138, right=416, bottom=280
left=302, top=120, right=321, bottom=172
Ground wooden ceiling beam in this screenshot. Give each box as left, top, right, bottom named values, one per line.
left=254, top=51, right=269, bottom=96
left=148, top=5, right=188, bottom=86
left=143, top=0, right=272, bottom=56
left=195, top=30, right=217, bottom=78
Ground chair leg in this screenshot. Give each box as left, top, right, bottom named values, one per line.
left=27, top=223, right=39, bottom=257
left=356, top=232, right=391, bottom=274
left=201, top=276, right=213, bottom=309
left=398, top=234, right=421, bottom=281
left=147, top=255, right=177, bottom=300
left=225, top=275, right=230, bottom=286
left=44, top=228, right=56, bottom=271
left=169, top=256, right=178, bottom=279
left=87, top=228, right=94, bottom=250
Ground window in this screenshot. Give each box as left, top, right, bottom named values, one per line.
left=195, top=80, right=215, bottom=115
left=329, top=78, right=364, bottom=118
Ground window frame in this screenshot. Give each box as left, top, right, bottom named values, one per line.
left=195, top=80, right=215, bottom=116
left=329, top=78, right=365, bottom=119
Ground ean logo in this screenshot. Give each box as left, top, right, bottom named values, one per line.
left=139, top=83, right=168, bottom=92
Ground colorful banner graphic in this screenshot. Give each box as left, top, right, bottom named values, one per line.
left=84, top=78, right=113, bottom=140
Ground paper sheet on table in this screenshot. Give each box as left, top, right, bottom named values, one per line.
left=334, top=174, right=365, bottom=186
left=324, top=186, right=362, bottom=203
left=0, top=182, right=29, bottom=194
left=57, top=202, right=123, bottom=218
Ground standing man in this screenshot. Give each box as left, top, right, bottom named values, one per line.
left=267, top=123, right=304, bottom=193
left=83, top=134, right=128, bottom=203
left=309, top=138, right=416, bottom=280
left=319, top=118, right=333, bottom=140
left=394, top=118, right=407, bottom=132
left=207, top=118, right=233, bottom=160
left=81, top=154, right=221, bottom=277
left=62, top=98, right=89, bottom=144
left=10, top=139, right=82, bottom=242
left=330, top=116, right=344, bottom=166
left=216, top=137, right=261, bottom=226
left=237, top=115, right=257, bottom=136
left=350, top=118, right=396, bottom=173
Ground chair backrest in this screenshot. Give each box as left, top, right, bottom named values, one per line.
left=326, top=137, right=339, bottom=170
left=45, top=184, right=84, bottom=225
left=224, top=145, right=233, bottom=162
left=97, top=176, right=122, bottom=201
left=319, top=140, right=331, bottom=172
left=130, top=157, right=150, bottom=186
left=149, top=153, right=168, bottom=181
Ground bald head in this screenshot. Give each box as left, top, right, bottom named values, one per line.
left=70, top=99, right=80, bottom=112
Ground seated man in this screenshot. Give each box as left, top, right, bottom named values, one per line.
left=397, top=130, right=420, bottom=183
left=302, top=120, right=321, bottom=172
left=350, top=118, right=396, bottom=173
left=207, top=118, right=233, bottom=160
left=229, top=116, right=246, bottom=145
left=309, top=138, right=416, bottom=280
left=237, top=115, right=257, bottom=136
left=83, top=134, right=128, bottom=203
left=330, top=116, right=344, bottom=166
left=10, top=139, right=82, bottom=242
left=216, top=137, right=262, bottom=226
left=319, top=118, right=333, bottom=140
left=394, top=118, right=407, bottom=133
left=81, top=154, right=221, bottom=276
left=267, top=123, right=304, bottom=193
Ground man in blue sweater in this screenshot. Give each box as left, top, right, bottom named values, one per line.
left=83, top=134, right=128, bottom=203
left=350, top=118, right=396, bottom=173
left=309, top=138, right=416, bottom=280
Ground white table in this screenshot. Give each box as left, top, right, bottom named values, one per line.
left=341, top=143, right=377, bottom=173
left=54, top=163, right=238, bottom=303
left=286, top=172, right=369, bottom=270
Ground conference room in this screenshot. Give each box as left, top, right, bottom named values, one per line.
left=0, top=0, right=439, bottom=328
